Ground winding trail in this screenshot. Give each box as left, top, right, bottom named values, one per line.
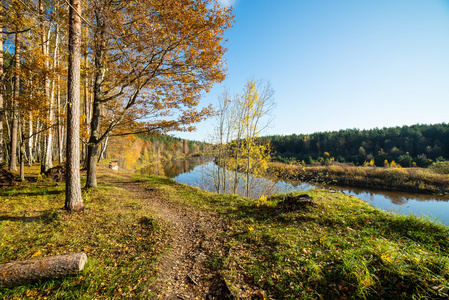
left=105, top=174, right=229, bottom=299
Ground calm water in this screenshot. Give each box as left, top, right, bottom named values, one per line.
left=143, top=158, right=449, bottom=226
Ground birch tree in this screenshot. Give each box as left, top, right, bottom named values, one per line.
left=0, top=21, right=3, bottom=165
left=215, top=79, right=275, bottom=197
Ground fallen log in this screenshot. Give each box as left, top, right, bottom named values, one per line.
left=0, top=252, right=87, bottom=288
left=277, top=194, right=314, bottom=211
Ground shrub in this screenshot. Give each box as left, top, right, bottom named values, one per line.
left=377, top=168, right=410, bottom=183
left=429, top=161, right=449, bottom=175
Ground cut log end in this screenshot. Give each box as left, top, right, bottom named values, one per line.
left=77, top=253, right=87, bottom=271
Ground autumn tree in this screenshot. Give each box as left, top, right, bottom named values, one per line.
left=231, top=80, right=274, bottom=197
left=214, top=79, right=275, bottom=197
left=1, top=0, right=69, bottom=173
left=81, top=0, right=233, bottom=188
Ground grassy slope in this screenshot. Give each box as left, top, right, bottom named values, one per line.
left=1, top=166, right=448, bottom=299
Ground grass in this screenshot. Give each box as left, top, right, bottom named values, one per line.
left=269, top=162, right=449, bottom=194
left=138, top=175, right=449, bottom=299
left=1, top=165, right=449, bottom=299
left=0, top=170, right=166, bottom=299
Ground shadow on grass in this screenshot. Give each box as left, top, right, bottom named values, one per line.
left=0, top=210, right=61, bottom=223
left=5, top=190, right=63, bottom=197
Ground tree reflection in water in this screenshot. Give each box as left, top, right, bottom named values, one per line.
left=142, top=158, right=449, bottom=225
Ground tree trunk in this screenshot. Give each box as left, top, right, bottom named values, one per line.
left=10, top=33, right=20, bottom=171
left=85, top=18, right=107, bottom=188
left=0, top=25, right=4, bottom=166
left=20, top=141, right=25, bottom=181
left=85, top=76, right=103, bottom=188
left=233, top=139, right=240, bottom=194
left=0, top=253, right=87, bottom=288
left=57, top=77, right=63, bottom=164
left=86, top=143, right=98, bottom=188
left=97, top=136, right=108, bottom=163
left=5, top=109, right=11, bottom=167
left=35, top=117, right=40, bottom=162
left=40, top=0, right=52, bottom=174
left=43, top=24, right=59, bottom=172
left=82, top=43, right=90, bottom=164
left=65, top=0, right=83, bottom=211
left=28, top=112, right=33, bottom=166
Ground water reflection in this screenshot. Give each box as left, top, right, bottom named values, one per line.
left=139, top=155, right=207, bottom=178
left=172, top=161, right=311, bottom=199
left=327, top=185, right=449, bottom=224
left=143, top=158, right=449, bottom=225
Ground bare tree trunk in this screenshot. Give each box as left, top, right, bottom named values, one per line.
left=233, top=138, right=241, bottom=194
left=56, top=77, right=63, bottom=164
left=28, top=112, right=33, bottom=166
left=40, top=137, right=46, bottom=165
left=86, top=40, right=106, bottom=188
left=82, top=44, right=89, bottom=163
left=97, top=136, right=108, bottom=163
left=246, top=141, right=251, bottom=198
left=65, top=0, right=83, bottom=211
left=40, top=0, right=52, bottom=173
left=4, top=109, right=10, bottom=166
left=86, top=143, right=98, bottom=187
left=20, top=135, right=25, bottom=181
left=0, top=26, right=4, bottom=166
left=9, top=33, right=20, bottom=171
left=35, top=117, right=40, bottom=161
left=85, top=22, right=106, bottom=188
left=61, top=120, right=65, bottom=159
left=45, top=24, right=60, bottom=168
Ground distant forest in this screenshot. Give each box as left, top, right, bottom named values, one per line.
left=260, top=123, right=449, bottom=167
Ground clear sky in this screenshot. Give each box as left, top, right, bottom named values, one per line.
left=174, top=0, right=449, bottom=141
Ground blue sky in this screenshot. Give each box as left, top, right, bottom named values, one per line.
left=175, top=0, right=449, bottom=141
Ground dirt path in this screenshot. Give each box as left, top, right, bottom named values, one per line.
left=108, top=176, right=231, bottom=299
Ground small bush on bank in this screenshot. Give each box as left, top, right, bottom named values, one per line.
left=430, top=161, right=449, bottom=175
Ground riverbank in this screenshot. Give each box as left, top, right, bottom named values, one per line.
left=268, top=162, right=449, bottom=194
left=1, top=164, right=448, bottom=299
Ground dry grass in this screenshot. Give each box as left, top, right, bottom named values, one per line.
left=269, top=162, right=449, bottom=194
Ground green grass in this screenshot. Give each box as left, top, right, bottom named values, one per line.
left=138, top=175, right=449, bottom=299
left=2, top=168, right=449, bottom=299
left=0, top=173, right=166, bottom=299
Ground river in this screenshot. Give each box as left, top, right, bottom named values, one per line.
left=141, top=158, right=449, bottom=226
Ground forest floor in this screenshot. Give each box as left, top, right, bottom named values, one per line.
left=1, top=162, right=449, bottom=299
